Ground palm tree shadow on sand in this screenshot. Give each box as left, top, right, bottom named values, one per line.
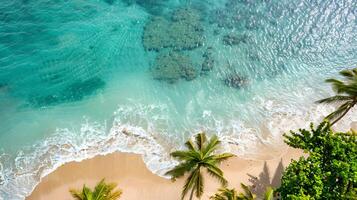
left=247, top=159, right=284, bottom=197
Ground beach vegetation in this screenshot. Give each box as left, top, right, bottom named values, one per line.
left=279, top=121, right=357, bottom=199
left=69, top=179, right=122, bottom=200
left=210, top=184, right=274, bottom=200
left=166, top=132, right=235, bottom=200
left=317, top=68, right=357, bottom=125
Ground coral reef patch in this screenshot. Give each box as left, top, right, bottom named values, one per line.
left=222, top=33, right=250, bottom=46
left=201, top=47, right=215, bottom=74
left=143, top=7, right=206, bottom=83
left=151, top=51, right=197, bottom=83
left=142, top=7, right=204, bottom=51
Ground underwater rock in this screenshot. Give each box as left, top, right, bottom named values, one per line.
left=223, top=61, right=249, bottom=89
left=201, top=47, right=215, bottom=73
left=142, top=16, right=171, bottom=51
left=172, top=7, right=201, bottom=23
left=170, top=7, right=204, bottom=50
left=223, top=73, right=249, bottom=89
left=151, top=51, right=197, bottom=83
left=222, top=33, right=249, bottom=46
left=169, top=20, right=203, bottom=50
left=142, top=7, right=204, bottom=51
left=182, top=66, right=197, bottom=81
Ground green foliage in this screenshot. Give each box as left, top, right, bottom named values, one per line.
left=210, top=184, right=275, bottom=200
left=264, top=187, right=274, bottom=200
left=238, top=183, right=256, bottom=200
left=210, top=187, right=239, bottom=200
left=317, top=68, right=357, bottom=125
left=69, top=179, right=122, bottom=200
left=279, top=122, right=357, bottom=199
left=166, top=132, right=235, bottom=200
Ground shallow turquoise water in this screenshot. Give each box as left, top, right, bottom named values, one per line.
left=0, top=0, right=356, bottom=199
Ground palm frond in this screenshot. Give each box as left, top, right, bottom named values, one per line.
left=202, top=135, right=220, bottom=157
left=264, top=187, right=274, bottom=200
left=170, top=150, right=199, bottom=161
left=106, top=189, right=122, bottom=200
left=211, top=153, right=236, bottom=163
left=83, top=186, right=93, bottom=200
left=181, top=168, right=200, bottom=200
left=69, top=188, right=86, bottom=200
left=185, top=140, right=196, bottom=151
left=205, top=163, right=227, bottom=186
left=316, top=95, right=353, bottom=104
left=239, top=183, right=256, bottom=200
left=325, top=102, right=352, bottom=120
left=210, top=187, right=238, bottom=200
left=93, top=179, right=106, bottom=200
left=165, top=161, right=196, bottom=179
left=340, top=69, right=357, bottom=80
left=195, top=132, right=207, bottom=151
left=69, top=180, right=121, bottom=200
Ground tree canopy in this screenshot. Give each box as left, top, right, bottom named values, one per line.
left=279, top=122, right=357, bottom=199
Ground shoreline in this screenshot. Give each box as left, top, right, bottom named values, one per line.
left=27, top=148, right=303, bottom=200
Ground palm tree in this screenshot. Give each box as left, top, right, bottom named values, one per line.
left=210, top=184, right=274, bottom=200
left=237, top=183, right=256, bottom=200
left=165, top=133, right=235, bottom=200
left=317, top=68, right=357, bottom=125
left=69, top=179, right=122, bottom=200
left=210, top=187, right=239, bottom=200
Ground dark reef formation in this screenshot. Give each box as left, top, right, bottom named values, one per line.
left=151, top=51, right=197, bottom=83
left=223, top=61, right=249, bottom=89
left=143, top=7, right=206, bottom=83
left=222, top=33, right=250, bottom=46
left=143, top=7, right=204, bottom=51
left=201, top=47, right=215, bottom=73
left=223, top=73, right=249, bottom=89
left=142, top=16, right=171, bottom=51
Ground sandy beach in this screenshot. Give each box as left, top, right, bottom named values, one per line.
left=27, top=148, right=303, bottom=200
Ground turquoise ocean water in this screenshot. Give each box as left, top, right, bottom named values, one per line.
left=0, top=0, right=356, bottom=199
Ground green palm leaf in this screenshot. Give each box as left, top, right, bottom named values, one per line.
left=263, top=187, right=274, bottom=200
left=166, top=132, right=234, bottom=200
left=69, top=179, right=122, bottom=200
left=195, top=132, right=207, bottom=151
left=317, top=68, right=357, bottom=125
left=238, top=183, right=256, bottom=200
left=165, top=161, right=196, bottom=180
left=316, top=95, right=353, bottom=104
left=205, top=163, right=227, bottom=186
left=210, top=187, right=238, bottom=200
left=181, top=169, right=200, bottom=200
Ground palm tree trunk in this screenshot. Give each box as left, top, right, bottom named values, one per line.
left=331, top=103, right=354, bottom=126
left=189, top=188, right=195, bottom=200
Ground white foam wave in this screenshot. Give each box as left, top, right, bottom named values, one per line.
left=0, top=101, right=356, bottom=200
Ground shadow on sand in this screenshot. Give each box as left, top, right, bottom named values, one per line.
left=247, top=159, right=284, bottom=198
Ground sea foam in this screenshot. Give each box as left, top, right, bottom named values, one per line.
left=0, top=101, right=356, bottom=200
